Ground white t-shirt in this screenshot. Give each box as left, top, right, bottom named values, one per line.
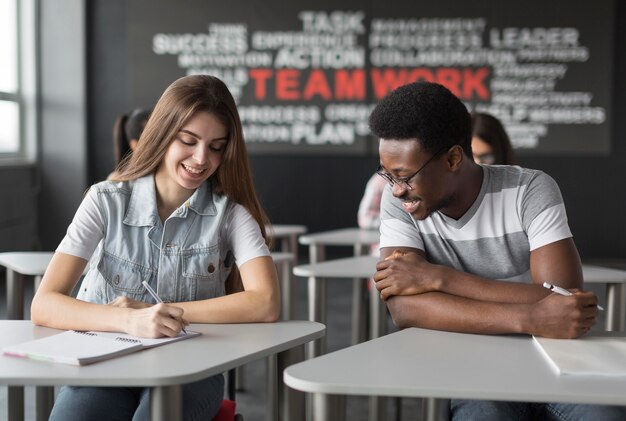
left=380, top=165, right=572, bottom=281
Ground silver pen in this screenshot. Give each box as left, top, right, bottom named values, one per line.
left=142, top=281, right=187, bottom=333
left=543, top=282, right=604, bottom=311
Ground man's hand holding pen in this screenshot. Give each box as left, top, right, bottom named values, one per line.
left=530, top=288, right=599, bottom=339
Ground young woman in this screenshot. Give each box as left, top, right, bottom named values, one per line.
left=470, top=112, right=516, bottom=165
left=31, top=75, right=280, bottom=421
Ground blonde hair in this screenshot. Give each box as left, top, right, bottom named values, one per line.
left=112, top=75, right=272, bottom=245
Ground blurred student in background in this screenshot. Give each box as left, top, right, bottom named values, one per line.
left=357, top=171, right=388, bottom=233
left=470, top=112, right=516, bottom=165
left=358, top=111, right=516, bottom=254
left=112, top=107, right=152, bottom=167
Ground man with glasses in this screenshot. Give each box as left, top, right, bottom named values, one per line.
left=370, top=82, right=625, bottom=420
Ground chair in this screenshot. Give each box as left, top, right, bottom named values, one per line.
left=212, top=399, right=239, bottom=421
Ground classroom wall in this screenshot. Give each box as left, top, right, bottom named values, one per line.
left=80, top=0, right=625, bottom=261
left=0, top=2, right=619, bottom=258
left=0, top=0, right=576, bottom=260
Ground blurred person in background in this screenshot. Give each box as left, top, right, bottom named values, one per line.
left=111, top=107, right=152, bottom=170
left=470, top=111, right=516, bottom=165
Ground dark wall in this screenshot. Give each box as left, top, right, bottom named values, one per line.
left=87, top=0, right=128, bottom=181
left=88, top=1, right=626, bottom=260
left=0, top=165, right=38, bottom=251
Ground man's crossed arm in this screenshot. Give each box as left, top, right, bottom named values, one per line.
left=374, top=238, right=598, bottom=339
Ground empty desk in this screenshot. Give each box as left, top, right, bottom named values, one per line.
left=0, top=252, right=55, bottom=320
left=271, top=251, right=295, bottom=320
left=270, top=224, right=307, bottom=320
left=298, top=228, right=379, bottom=345
left=293, top=255, right=379, bottom=357
left=298, top=228, right=379, bottom=263
left=271, top=224, right=307, bottom=257
left=582, top=264, right=626, bottom=331
left=0, top=252, right=89, bottom=321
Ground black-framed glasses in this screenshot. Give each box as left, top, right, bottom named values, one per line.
left=376, top=147, right=448, bottom=191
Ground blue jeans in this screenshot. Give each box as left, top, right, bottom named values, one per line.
left=49, top=374, right=224, bottom=421
left=451, top=399, right=626, bottom=421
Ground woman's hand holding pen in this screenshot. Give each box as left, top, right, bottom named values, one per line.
left=123, top=302, right=189, bottom=339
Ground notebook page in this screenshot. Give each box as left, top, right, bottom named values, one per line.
left=2, top=330, right=141, bottom=365
left=533, top=334, right=626, bottom=376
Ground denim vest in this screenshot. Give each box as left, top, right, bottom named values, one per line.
left=77, top=175, right=233, bottom=304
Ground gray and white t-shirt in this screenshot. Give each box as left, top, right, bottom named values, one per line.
left=379, top=165, right=572, bottom=282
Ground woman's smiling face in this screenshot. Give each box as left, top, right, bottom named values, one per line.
left=156, top=111, right=228, bottom=194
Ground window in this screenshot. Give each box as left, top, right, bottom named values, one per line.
left=0, top=0, right=37, bottom=161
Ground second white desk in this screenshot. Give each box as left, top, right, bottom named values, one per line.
left=298, top=228, right=379, bottom=346
left=285, top=328, right=626, bottom=421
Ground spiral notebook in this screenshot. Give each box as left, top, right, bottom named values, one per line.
left=2, top=329, right=200, bottom=366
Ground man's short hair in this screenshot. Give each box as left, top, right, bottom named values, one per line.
left=368, top=82, right=472, bottom=157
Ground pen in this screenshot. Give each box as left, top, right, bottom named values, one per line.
left=142, top=281, right=187, bottom=334
left=542, top=282, right=604, bottom=311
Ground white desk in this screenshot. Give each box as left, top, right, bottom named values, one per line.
left=271, top=224, right=307, bottom=247
left=0, top=320, right=324, bottom=421
left=298, top=228, right=379, bottom=346
left=271, top=251, right=295, bottom=321
left=293, top=256, right=380, bottom=357
left=291, top=258, right=626, bottom=421
left=298, top=228, right=379, bottom=263
left=582, top=265, right=626, bottom=331
left=0, top=250, right=298, bottom=414
left=285, top=327, right=626, bottom=421
left=0, top=252, right=57, bottom=320
left=269, top=224, right=307, bottom=320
